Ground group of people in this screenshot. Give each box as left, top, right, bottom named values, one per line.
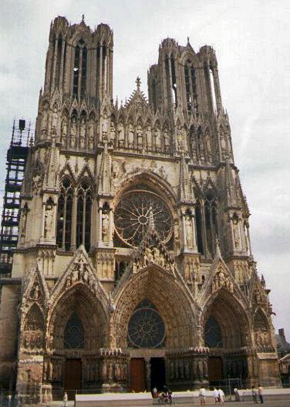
left=252, top=384, right=264, bottom=404
left=199, top=387, right=225, bottom=405
left=152, top=386, right=173, bottom=405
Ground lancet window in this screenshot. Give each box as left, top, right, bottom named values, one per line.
left=96, top=43, right=109, bottom=97
left=56, top=178, right=73, bottom=251
left=184, top=59, right=198, bottom=115
left=205, top=316, right=223, bottom=348
left=73, top=39, right=87, bottom=98
left=64, top=312, right=84, bottom=349
left=195, top=191, right=220, bottom=257
left=204, top=62, right=217, bottom=113
left=165, top=55, right=177, bottom=107
left=57, top=177, right=93, bottom=252
left=76, top=180, right=92, bottom=252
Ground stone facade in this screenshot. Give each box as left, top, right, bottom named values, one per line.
left=0, top=16, right=281, bottom=402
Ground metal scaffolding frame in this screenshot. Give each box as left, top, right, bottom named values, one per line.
left=0, top=119, right=32, bottom=276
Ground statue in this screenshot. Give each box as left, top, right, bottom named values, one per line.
left=137, top=124, right=143, bottom=150
left=102, top=212, right=109, bottom=242
left=128, top=123, right=134, bottom=148
left=118, top=123, right=125, bottom=147
left=110, top=122, right=116, bottom=144
left=154, top=127, right=161, bottom=151
left=61, top=116, right=68, bottom=144
left=88, top=118, right=95, bottom=149
left=185, top=215, right=193, bottom=248
left=70, top=116, right=77, bottom=147
left=51, top=105, right=58, bottom=133
left=146, top=126, right=152, bottom=150
left=80, top=115, right=86, bottom=148
left=102, top=111, right=108, bottom=138
left=41, top=104, right=49, bottom=138
left=164, top=128, right=170, bottom=152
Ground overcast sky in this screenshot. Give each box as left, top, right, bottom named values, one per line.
left=0, top=0, right=289, bottom=339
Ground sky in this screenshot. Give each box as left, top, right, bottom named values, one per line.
left=0, top=0, right=289, bottom=339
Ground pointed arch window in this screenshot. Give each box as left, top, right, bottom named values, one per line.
left=64, top=312, right=84, bottom=349
left=55, top=37, right=63, bottom=89
left=73, top=40, right=87, bottom=98
left=57, top=178, right=73, bottom=251
left=194, top=192, right=219, bottom=257
left=73, top=45, right=80, bottom=96
left=205, top=192, right=219, bottom=256
left=76, top=179, right=92, bottom=252
left=165, top=55, right=177, bottom=107
left=152, top=79, right=157, bottom=113
left=205, top=316, right=223, bottom=348
left=195, top=200, right=204, bottom=254
left=184, top=59, right=198, bottom=115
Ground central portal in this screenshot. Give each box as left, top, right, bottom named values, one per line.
left=151, top=357, right=166, bottom=391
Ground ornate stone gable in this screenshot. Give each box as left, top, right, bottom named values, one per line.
left=21, top=266, right=50, bottom=320
left=198, top=243, right=247, bottom=307
left=49, top=245, right=110, bottom=314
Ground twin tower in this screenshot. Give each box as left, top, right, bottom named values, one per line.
left=0, top=16, right=280, bottom=401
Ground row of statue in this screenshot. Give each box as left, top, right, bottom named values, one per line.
left=39, top=105, right=231, bottom=161
left=169, top=358, right=208, bottom=381
left=133, top=243, right=175, bottom=273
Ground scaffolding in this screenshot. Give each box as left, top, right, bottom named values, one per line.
left=0, top=119, right=32, bottom=277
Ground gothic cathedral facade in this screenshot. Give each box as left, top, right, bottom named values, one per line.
left=0, top=16, right=280, bottom=401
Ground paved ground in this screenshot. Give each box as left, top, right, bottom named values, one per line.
left=51, top=399, right=290, bottom=407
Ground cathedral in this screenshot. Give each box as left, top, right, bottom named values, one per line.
left=0, top=16, right=281, bottom=402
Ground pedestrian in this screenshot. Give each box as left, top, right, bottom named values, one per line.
left=234, top=388, right=240, bottom=402
left=251, top=386, right=258, bottom=404
left=213, top=387, right=219, bottom=404
left=152, top=386, right=158, bottom=398
left=218, top=388, right=225, bottom=404
left=199, top=386, right=206, bottom=406
left=63, top=391, right=68, bottom=407
left=258, top=384, right=264, bottom=404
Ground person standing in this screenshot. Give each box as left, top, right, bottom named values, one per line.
left=199, top=386, right=206, bottom=406
left=213, top=388, right=219, bottom=404
left=218, top=388, right=225, bottom=404
left=251, top=386, right=258, bottom=404
left=63, top=392, right=68, bottom=407
left=258, top=384, right=264, bottom=404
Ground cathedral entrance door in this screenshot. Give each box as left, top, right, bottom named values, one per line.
left=208, top=357, right=223, bottom=383
left=130, top=358, right=146, bottom=392
left=64, top=359, right=82, bottom=399
left=151, top=357, right=166, bottom=391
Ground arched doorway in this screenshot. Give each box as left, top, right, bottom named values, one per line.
left=47, top=284, right=108, bottom=396
left=203, top=289, right=250, bottom=388
left=113, top=265, right=196, bottom=391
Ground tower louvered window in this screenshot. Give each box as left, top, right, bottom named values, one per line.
left=184, top=60, right=198, bottom=115
left=73, top=40, right=87, bottom=98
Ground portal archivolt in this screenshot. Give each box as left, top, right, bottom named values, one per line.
left=113, top=266, right=196, bottom=349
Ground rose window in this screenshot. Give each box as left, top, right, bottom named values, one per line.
left=128, top=300, right=165, bottom=348
left=114, top=189, right=173, bottom=247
